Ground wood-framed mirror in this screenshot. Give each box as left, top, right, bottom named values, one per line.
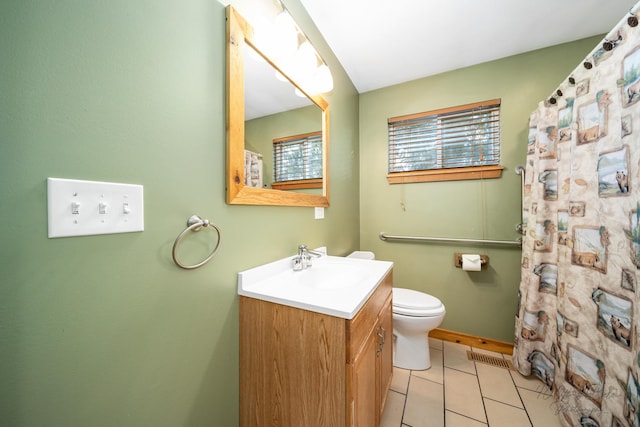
left=225, top=5, right=330, bottom=207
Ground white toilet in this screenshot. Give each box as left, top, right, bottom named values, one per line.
left=347, top=251, right=446, bottom=371
left=392, top=288, right=445, bottom=370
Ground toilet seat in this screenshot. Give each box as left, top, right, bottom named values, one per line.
left=393, top=288, right=445, bottom=317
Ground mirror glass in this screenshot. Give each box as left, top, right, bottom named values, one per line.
left=244, top=44, right=323, bottom=194
left=226, top=6, right=330, bottom=207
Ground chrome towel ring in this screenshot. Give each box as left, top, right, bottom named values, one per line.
left=172, top=215, right=221, bottom=269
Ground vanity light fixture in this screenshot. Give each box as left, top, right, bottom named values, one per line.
left=250, top=2, right=333, bottom=96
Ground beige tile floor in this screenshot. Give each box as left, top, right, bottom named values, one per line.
left=381, top=338, right=563, bottom=427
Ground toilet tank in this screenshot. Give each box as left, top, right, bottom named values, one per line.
left=347, top=251, right=375, bottom=260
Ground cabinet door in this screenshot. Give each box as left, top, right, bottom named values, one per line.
left=377, top=296, right=393, bottom=415
left=349, top=330, right=378, bottom=427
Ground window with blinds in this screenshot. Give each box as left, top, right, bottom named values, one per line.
left=272, top=131, right=323, bottom=190
left=387, top=99, right=503, bottom=183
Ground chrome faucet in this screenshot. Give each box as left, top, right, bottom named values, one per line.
left=293, top=244, right=323, bottom=271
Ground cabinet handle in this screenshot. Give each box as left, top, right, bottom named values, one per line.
left=377, top=326, right=386, bottom=356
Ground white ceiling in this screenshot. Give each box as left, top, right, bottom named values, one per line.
left=300, top=0, right=639, bottom=93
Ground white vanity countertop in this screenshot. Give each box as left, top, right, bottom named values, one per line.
left=238, top=251, right=393, bottom=319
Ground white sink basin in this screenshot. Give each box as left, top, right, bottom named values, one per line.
left=277, top=258, right=365, bottom=290
left=238, top=249, right=393, bottom=319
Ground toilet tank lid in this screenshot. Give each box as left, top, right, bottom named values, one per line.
left=393, top=288, right=443, bottom=310
left=347, top=251, right=375, bottom=260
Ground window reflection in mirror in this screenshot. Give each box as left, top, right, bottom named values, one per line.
left=272, top=131, right=322, bottom=191
left=226, top=6, right=329, bottom=207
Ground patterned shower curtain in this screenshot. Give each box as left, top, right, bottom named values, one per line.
left=513, top=5, right=640, bottom=427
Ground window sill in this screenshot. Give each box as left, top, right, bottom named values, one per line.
left=387, top=165, right=504, bottom=184
left=271, top=178, right=323, bottom=190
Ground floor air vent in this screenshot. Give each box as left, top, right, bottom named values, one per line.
left=466, top=351, right=515, bottom=370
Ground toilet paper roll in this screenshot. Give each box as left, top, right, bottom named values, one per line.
left=462, top=254, right=482, bottom=271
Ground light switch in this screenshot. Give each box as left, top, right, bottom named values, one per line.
left=47, top=178, right=144, bottom=238
left=314, top=207, right=324, bottom=219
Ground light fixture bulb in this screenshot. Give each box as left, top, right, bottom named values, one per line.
left=274, top=10, right=296, bottom=34
left=274, top=69, right=289, bottom=82
left=300, top=63, right=333, bottom=96
left=250, top=17, right=274, bottom=59
left=272, top=11, right=298, bottom=61
left=313, top=63, right=334, bottom=93
left=296, top=41, right=318, bottom=74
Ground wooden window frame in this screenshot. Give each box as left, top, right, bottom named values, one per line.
left=386, top=99, right=504, bottom=184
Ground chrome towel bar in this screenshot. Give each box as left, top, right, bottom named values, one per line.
left=379, top=232, right=522, bottom=247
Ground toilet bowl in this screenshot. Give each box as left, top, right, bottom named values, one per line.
left=392, top=288, right=445, bottom=370
left=347, top=251, right=446, bottom=370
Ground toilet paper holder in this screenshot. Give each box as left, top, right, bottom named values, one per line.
left=454, top=253, right=489, bottom=270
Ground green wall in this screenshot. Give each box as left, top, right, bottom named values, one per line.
left=358, top=36, right=602, bottom=343
left=0, top=0, right=607, bottom=423
left=0, top=0, right=359, bottom=425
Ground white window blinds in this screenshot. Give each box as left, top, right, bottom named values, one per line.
left=388, top=99, right=501, bottom=173
left=273, top=131, right=323, bottom=182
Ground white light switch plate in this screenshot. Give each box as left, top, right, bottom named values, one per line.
left=47, top=178, right=144, bottom=238
left=314, top=207, right=325, bottom=219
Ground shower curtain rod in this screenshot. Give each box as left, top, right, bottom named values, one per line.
left=546, top=3, right=640, bottom=102
left=379, top=232, right=522, bottom=247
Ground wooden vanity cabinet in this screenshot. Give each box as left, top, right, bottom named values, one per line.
left=347, top=278, right=393, bottom=426
left=240, top=269, right=393, bottom=427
